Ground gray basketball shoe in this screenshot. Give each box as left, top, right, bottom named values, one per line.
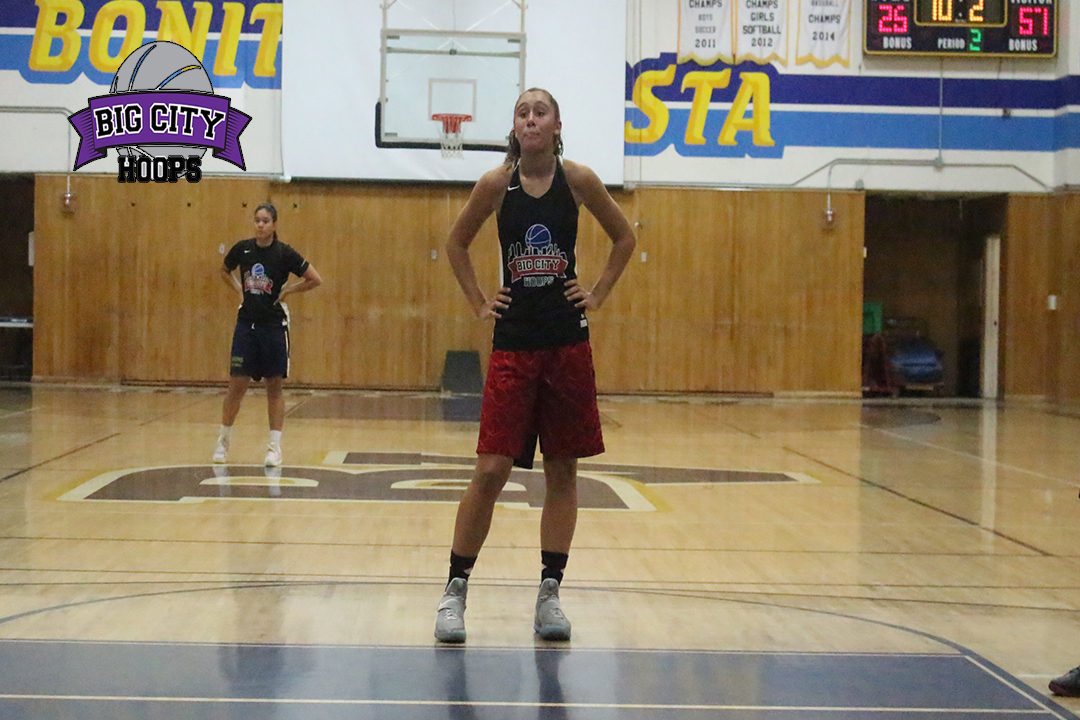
left=434, top=578, right=468, bottom=643
left=534, top=578, right=571, bottom=641
left=1050, top=666, right=1080, bottom=696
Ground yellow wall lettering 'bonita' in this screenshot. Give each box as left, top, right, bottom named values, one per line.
left=29, top=0, right=282, bottom=76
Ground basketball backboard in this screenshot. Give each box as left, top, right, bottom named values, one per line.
left=376, top=0, right=526, bottom=153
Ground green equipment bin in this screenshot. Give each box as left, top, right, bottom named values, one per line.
left=863, top=302, right=883, bottom=335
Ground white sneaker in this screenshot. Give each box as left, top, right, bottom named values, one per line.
left=264, top=442, right=282, bottom=467
left=212, top=436, right=229, bottom=464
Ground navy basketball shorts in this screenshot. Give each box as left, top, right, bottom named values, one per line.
left=476, top=341, right=604, bottom=462
left=229, top=320, right=290, bottom=381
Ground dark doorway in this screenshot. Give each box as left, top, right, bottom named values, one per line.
left=864, top=194, right=1006, bottom=398
left=0, top=175, right=35, bottom=380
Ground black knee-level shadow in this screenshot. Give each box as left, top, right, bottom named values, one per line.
left=217, top=641, right=286, bottom=699
left=436, top=647, right=478, bottom=720
left=534, top=647, right=569, bottom=720
left=441, top=394, right=483, bottom=422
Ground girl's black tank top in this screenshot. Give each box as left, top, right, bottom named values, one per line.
left=493, top=161, right=589, bottom=351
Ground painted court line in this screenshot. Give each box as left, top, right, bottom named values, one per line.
left=0, top=695, right=1059, bottom=712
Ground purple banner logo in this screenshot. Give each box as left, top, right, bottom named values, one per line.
left=69, top=91, right=250, bottom=170
left=66, top=41, right=251, bottom=180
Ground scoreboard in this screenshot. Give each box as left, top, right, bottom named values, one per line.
left=865, top=0, right=1057, bottom=57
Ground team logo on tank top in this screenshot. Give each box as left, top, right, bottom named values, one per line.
left=506, top=224, right=569, bottom=287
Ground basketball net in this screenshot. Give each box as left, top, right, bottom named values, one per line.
left=432, top=113, right=472, bottom=159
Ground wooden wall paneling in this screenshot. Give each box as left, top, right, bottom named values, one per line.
left=779, top=192, right=863, bottom=394
left=124, top=182, right=191, bottom=382
left=1054, top=193, right=1080, bottom=402
left=33, top=174, right=123, bottom=381
left=31, top=175, right=62, bottom=379
left=271, top=183, right=442, bottom=389
left=593, top=188, right=863, bottom=395
left=1003, top=195, right=1052, bottom=399
left=773, top=193, right=817, bottom=393
left=728, top=191, right=863, bottom=395
left=732, top=192, right=787, bottom=393
left=1045, top=194, right=1062, bottom=402
left=574, top=188, right=647, bottom=392
left=121, top=179, right=270, bottom=383
left=638, top=188, right=734, bottom=392
left=271, top=184, right=369, bottom=387
left=261, top=184, right=347, bottom=387
left=424, top=186, right=502, bottom=388
left=82, top=175, right=124, bottom=380
left=115, top=180, right=146, bottom=379
left=828, top=191, right=864, bottom=394
left=32, top=178, right=862, bottom=394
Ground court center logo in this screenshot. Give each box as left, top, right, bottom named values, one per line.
left=58, top=451, right=818, bottom=509
left=67, top=41, right=251, bottom=183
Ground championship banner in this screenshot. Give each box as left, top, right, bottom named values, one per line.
left=796, top=0, right=851, bottom=67
left=679, top=0, right=735, bottom=65
left=735, top=0, right=789, bottom=65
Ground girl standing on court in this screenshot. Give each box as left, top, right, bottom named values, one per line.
left=213, top=202, right=322, bottom=467
left=435, top=88, right=636, bottom=643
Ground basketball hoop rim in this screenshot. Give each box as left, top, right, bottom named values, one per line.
left=432, top=114, right=472, bottom=158
left=432, top=113, right=473, bottom=134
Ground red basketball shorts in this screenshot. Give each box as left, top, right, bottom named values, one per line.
left=477, top=341, right=604, bottom=461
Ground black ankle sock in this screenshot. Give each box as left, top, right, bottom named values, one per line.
left=541, top=550, right=569, bottom=585
left=448, top=551, right=477, bottom=585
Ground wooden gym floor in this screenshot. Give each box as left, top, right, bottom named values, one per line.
left=1, top=383, right=1079, bottom=719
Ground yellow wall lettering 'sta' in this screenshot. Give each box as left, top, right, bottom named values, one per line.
left=681, top=70, right=732, bottom=145
left=29, top=0, right=84, bottom=72
left=624, top=65, right=676, bottom=145
left=718, top=72, right=775, bottom=147
left=28, top=0, right=283, bottom=77
left=89, top=2, right=146, bottom=74
left=156, top=1, right=213, bottom=61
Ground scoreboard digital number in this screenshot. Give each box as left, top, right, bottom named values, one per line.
left=865, top=0, right=1057, bottom=57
